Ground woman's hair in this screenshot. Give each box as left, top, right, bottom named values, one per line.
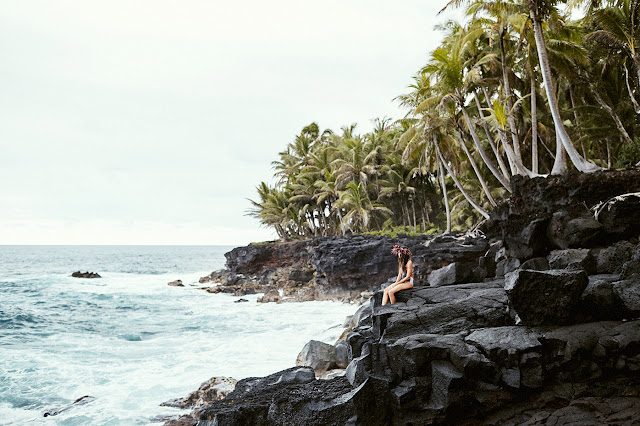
left=392, top=245, right=412, bottom=272
left=398, top=253, right=410, bottom=272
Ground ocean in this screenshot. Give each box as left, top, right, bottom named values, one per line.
left=0, top=245, right=357, bottom=425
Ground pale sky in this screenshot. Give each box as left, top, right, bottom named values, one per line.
left=0, top=0, right=460, bottom=245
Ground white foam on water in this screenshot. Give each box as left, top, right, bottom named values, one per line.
left=1, top=264, right=360, bottom=425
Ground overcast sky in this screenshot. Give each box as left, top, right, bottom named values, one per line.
left=0, top=0, right=461, bottom=245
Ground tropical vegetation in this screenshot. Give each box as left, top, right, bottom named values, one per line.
left=249, top=0, right=640, bottom=240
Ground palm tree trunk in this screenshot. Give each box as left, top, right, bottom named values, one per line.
left=624, top=63, right=640, bottom=113
left=632, top=53, right=640, bottom=92
left=528, top=2, right=601, bottom=173
left=498, top=127, right=534, bottom=177
left=531, top=74, right=539, bottom=174
left=437, top=154, right=451, bottom=233
left=411, top=197, right=417, bottom=233
left=455, top=127, right=497, bottom=207
left=590, top=84, right=635, bottom=147
left=434, top=141, right=490, bottom=220
left=481, top=87, right=519, bottom=175
left=460, top=104, right=512, bottom=191
left=474, top=91, right=511, bottom=180
left=551, top=133, right=568, bottom=175
left=567, top=84, right=587, bottom=159
left=499, top=32, right=523, bottom=162
left=404, top=199, right=411, bottom=231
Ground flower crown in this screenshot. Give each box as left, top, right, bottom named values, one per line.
left=391, top=245, right=412, bottom=257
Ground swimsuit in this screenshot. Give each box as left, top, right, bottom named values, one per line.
left=401, top=272, right=414, bottom=285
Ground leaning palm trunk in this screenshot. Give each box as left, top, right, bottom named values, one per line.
left=500, top=34, right=523, bottom=162
left=497, top=125, right=535, bottom=177
left=624, top=63, right=640, bottom=113
left=474, top=91, right=511, bottom=180
left=632, top=53, right=640, bottom=93
left=456, top=129, right=498, bottom=207
left=551, top=133, right=568, bottom=175
left=434, top=141, right=490, bottom=220
left=590, top=84, right=635, bottom=147
left=531, top=74, right=539, bottom=174
left=436, top=154, right=452, bottom=233
left=481, top=87, right=519, bottom=175
left=460, top=105, right=512, bottom=191
left=528, top=3, right=602, bottom=173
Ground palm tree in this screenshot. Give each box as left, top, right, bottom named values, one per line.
left=335, top=182, right=392, bottom=233
left=586, top=0, right=640, bottom=90
left=526, top=0, right=603, bottom=172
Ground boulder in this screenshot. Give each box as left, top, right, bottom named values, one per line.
left=257, top=289, right=280, bottom=303
left=296, top=340, right=337, bottom=375
left=465, top=327, right=543, bottom=389
left=580, top=274, right=624, bottom=321
left=504, top=218, right=549, bottom=259
left=168, top=280, right=184, bottom=287
left=595, top=241, right=636, bottom=274
left=161, top=377, right=237, bottom=409
left=547, top=211, right=602, bottom=249
left=193, top=367, right=322, bottom=425
left=519, top=257, right=549, bottom=271
left=426, top=360, right=464, bottom=410
left=504, top=269, right=589, bottom=326
left=427, top=262, right=470, bottom=287
left=548, top=249, right=596, bottom=274
left=373, top=282, right=511, bottom=341
left=596, top=192, right=640, bottom=239
left=621, top=244, right=640, bottom=280
left=612, top=279, right=640, bottom=315
left=495, top=258, right=521, bottom=277
left=334, top=341, right=349, bottom=368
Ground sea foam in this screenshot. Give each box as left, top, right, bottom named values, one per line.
left=0, top=246, right=357, bottom=425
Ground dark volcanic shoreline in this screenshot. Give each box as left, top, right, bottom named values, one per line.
left=166, top=169, right=640, bottom=425
left=195, top=232, right=490, bottom=304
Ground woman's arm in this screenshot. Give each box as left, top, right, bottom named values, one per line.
left=392, top=269, right=402, bottom=285
left=396, top=261, right=414, bottom=284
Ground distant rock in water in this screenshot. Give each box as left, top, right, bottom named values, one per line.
left=44, top=395, right=94, bottom=417
left=168, top=280, right=184, bottom=287
left=71, top=271, right=101, bottom=278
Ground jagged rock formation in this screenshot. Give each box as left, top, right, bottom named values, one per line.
left=197, top=233, right=488, bottom=302
left=169, top=170, right=640, bottom=425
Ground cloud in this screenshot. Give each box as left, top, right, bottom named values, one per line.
left=0, top=0, right=460, bottom=244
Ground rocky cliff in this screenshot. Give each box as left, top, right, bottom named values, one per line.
left=168, top=169, right=640, bottom=425
left=198, top=233, right=489, bottom=303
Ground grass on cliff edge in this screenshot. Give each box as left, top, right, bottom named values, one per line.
left=249, top=225, right=457, bottom=245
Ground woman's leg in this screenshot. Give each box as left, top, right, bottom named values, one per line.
left=388, top=282, right=413, bottom=304
left=381, top=286, right=390, bottom=305
left=381, top=283, right=397, bottom=306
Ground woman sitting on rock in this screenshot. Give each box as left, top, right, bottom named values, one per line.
left=382, top=245, right=414, bottom=305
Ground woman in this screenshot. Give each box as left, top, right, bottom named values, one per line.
left=381, top=245, right=414, bottom=305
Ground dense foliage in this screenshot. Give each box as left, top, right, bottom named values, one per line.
left=249, top=0, right=640, bottom=240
